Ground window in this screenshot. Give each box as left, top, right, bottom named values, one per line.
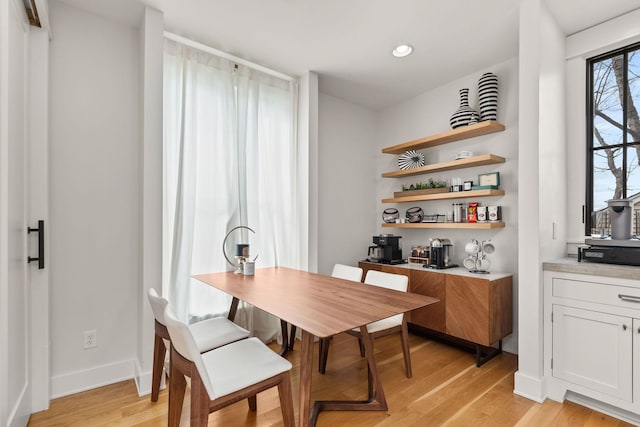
left=162, top=39, right=307, bottom=341
left=587, top=42, right=640, bottom=236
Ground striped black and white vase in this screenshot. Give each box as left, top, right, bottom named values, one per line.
left=478, top=72, right=498, bottom=121
left=449, top=88, right=480, bottom=129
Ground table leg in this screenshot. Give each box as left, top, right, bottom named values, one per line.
left=309, top=326, right=387, bottom=425
left=299, top=330, right=314, bottom=427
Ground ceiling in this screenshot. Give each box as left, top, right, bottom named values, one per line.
left=54, top=0, right=640, bottom=110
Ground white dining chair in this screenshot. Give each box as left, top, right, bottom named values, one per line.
left=283, top=264, right=364, bottom=359
left=318, top=264, right=364, bottom=373
left=163, top=306, right=295, bottom=427
left=146, top=288, right=250, bottom=402
left=320, top=269, right=413, bottom=378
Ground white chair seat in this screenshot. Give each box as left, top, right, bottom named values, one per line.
left=202, top=337, right=292, bottom=399
left=354, top=314, right=402, bottom=334
left=191, top=317, right=250, bottom=353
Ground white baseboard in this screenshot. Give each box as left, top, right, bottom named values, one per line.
left=134, top=359, right=164, bottom=397
left=50, top=359, right=134, bottom=399
left=513, top=370, right=547, bottom=403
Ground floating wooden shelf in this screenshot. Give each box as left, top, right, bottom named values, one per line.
left=382, top=222, right=506, bottom=229
left=382, top=154, right=505, bottom=178
left=382, top=189, right=505, bottom=204
left=382, top=121, right=506, bottom=155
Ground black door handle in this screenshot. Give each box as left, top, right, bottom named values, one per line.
left=28, top=220, right=44, bottom=269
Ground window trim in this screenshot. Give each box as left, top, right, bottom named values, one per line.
left=585, top=41, right=640, bottom=236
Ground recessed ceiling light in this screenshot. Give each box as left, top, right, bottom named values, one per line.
left=392, top=44, right=414, bottom=58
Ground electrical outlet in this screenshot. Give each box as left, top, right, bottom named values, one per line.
left=552, top=222, right=558, bottom=240
left=84, top=330, right=97, bottom=349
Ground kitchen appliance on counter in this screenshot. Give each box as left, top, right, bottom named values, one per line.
left=425, top=238, right=457, bottom=269
left=367, top=234, right=404, bottom=264
left=579, top=199, right=640, bottom=266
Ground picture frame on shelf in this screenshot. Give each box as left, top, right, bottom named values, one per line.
left=478, top=172, right=500, bottom=187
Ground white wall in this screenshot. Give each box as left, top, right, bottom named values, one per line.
left=317, top=93, right=377, bottom=274
left=374, top=58, right=519, bottom=353
left=565, top=9, right=640, bottom=253
left=49, top=0, right=140, bottom=397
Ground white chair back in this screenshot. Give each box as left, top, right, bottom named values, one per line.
left=147, top=288, right=168, bottom=325
left=331, top=264, right=363, bottom=282
left=163, top=306, right=217, bottom=399
left=364, top=270, right=408, bottom=292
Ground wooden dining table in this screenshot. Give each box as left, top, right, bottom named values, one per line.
left=194, top=266, right=437, bottom=427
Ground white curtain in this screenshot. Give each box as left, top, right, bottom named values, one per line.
left=163, top=39, right=306, bottom=342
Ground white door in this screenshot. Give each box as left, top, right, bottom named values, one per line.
left=0, top=0, right=33, bottom=425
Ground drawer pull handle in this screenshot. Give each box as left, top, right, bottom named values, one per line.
left=618, top=294, right=640, bottom=303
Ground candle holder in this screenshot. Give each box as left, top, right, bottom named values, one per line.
left=223, top=226, right=256, bottom=274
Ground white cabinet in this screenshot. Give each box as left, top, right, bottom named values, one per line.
left=544, top=269, right=640, bottom=422
left=635, top=319, right=640, bottom=409
left=552, top=305, right=632, bottom=401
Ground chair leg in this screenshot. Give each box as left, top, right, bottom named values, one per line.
left=247, top=395, right=257, bottom=411
left=289, top=325, right=297, bottom=350
left=190, top=372, right=210, bottom=427
left=167, top=356, right=186, bottom=427
left=151, top=332, right=166, bottom=402
left=277, top=372, right=295, bottom=427
left=400, top=324, right=412, bottom=378
left=318, top=337, right=331, bottom=374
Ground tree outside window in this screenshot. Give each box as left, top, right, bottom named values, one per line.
left=587, top=42, right=640, bottom=237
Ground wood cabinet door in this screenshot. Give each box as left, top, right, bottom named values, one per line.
left=445, top=274, right=490, bottom=345
left=409, top=270, right=446, bottom=332
left=553, top=305, right=632, bottom=401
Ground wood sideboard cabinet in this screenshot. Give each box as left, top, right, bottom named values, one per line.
left=358, top=261, right=513, bottom=366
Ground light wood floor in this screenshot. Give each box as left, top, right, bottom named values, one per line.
left=28, top=332, right=634, bottom=426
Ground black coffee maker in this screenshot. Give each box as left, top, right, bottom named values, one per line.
left=367, top=234, right=403, bottom=264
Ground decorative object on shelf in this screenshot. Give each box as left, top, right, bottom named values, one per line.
left=406, top=206, right=424, bottom=223
left=223, top=225, right=256, bottom=274
left=477, top=206, right=487, bottom=222
left=382, top=208, right=400, bottom=223
left=456, top=150, right=474, bottom=160
left=463, top=238, right=494, bottom=274
left=401, top=177, right=448, bottom=191
left=452, top=202, right=464, bottom=223
left=467, top=202, right=479, bottom=222
left=463, top=181, right=473, bottom=191
left=423, top=214, right=445, bottom=223
left=398, top=150, right=425, bottom=170
left=478, top=72, right=498, bottom=121
left=450, top=88, right=480, bottom=129
left=450, top=177, right=463, bottom=192
left=488, top=206, right=502, bottom=222
left=473, top=171, right=500, bottom=190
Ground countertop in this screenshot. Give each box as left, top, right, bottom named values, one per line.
left=360, top=260, right=512, bottom=281
left=543, top=257, right=640, bottom=281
